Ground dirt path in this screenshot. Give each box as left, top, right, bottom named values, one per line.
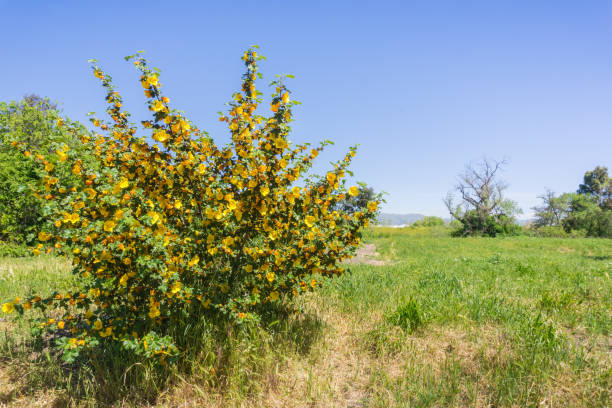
left=345, top=244, right=386, bottom=266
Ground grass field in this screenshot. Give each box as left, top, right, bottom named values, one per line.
left=0, top=228, right=610, bottom=407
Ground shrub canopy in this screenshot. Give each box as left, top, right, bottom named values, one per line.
left=0, top=97, right=92, bottom=244
left=3, top=49, right=380, bottom=363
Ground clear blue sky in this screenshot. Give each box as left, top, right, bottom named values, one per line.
left=2, top=1, right=611, bottom=217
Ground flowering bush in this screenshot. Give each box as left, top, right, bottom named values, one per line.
left=2, top=48, right=381, bottom=364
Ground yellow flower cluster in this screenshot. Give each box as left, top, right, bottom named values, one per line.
left=3, top=48, right=381, bottom=362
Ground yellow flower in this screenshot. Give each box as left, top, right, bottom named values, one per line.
left=113, top=209, right=124, bottom=220
left=149, top=306, right=160, bottom=318
left=93, top=320, right=103, bottom=330
left=153, top=130, right=169, bottom=142
left=188, top=255, right=200, bottom=267
left=305, top=215, right=315, bottom=228
left=44, top=162, right=55, bottom=172
left=119, top=274, right=129, bottom=286
left=348, top=186, right=359, bottom=196
left=56, top=150, right=68, bottom=162
left=367, top=201, right=378, bottom=212
left=271, top=102, right=280, bottom=113
left=58, top=321, right=65, bottom=329
left=103, top=220, right=116, bottom=232
left=1, top=303, right=14, bottom=314
left=326, top=172, right=336, bottom=183
left=64, top=213, right=80, bottom=224
left=100, top=326, right=112, bottom=337
left=152, top=100, right=165, bottom=112
left=260, top=187, right=270, bottom=196
left=170, top=281, right=182, bottom=294
left=281, top=92, right=290, bottom=104
left=118, top=178, right=129, bottom=189
left=38, top=231, right=51, bottom=241
left=269, top=291, right=280, bottom=301
left=85, top=188, right=97, bottom=199
left=266, top=272, right=275, bottom=282
left=147, top=76, right=159, bottom=87
left=148, top=211, right=160, bottom=225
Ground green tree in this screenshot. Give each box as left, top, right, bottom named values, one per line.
left=532, top=190, right=572, bottom=228
left=0, top=96, right=92, bottom=244
left=337, top=183, right=380, bottom=215
left=562, top=193, right=612, bottom=238
left=412, top=216, right=445, bottom=227
left=577, top=166, right=612, bottom=210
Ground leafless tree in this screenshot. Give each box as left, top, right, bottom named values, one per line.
left=455, top=158, right=508, bottom=217
left=444, top=158, right=521, bottom=236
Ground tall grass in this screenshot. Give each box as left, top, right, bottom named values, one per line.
left=0, top=230, right=610, bottom=407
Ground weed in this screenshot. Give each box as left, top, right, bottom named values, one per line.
left=388, top=298, right=424, bottom=334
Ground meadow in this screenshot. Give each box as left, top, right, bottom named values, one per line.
left=0, top=227, right=610, bottom=407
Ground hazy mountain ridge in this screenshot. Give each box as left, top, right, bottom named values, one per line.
left=377, top=213, right=425, bottom=226
left=377, top=213, right=534, bottom=227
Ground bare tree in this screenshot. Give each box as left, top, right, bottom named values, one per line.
left=456, top=158, right=507, bottom=216
left=444, top=158, right=521, bottom=236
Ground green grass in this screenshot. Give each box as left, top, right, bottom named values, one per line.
left=0, top=229, right=610, bottom=407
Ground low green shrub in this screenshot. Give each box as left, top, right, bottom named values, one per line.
left=0, top=241, right=31, bottom=257
left=388, top=298, right=424, bottom=334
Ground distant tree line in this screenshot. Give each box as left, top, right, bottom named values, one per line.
left=532, top=166, right=611, bottom=238
left=443, top=158, right=611, bottom=238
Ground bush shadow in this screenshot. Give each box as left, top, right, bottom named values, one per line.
left=0, top=301, right=326, bottom=406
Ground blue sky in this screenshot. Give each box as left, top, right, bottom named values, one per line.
left=2, top=1, right=611, bottom=217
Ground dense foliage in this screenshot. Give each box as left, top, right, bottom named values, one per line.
left=450, top=210, right=520, bottom=237
left=411, top=216, right=445, bottom=228
left=336, top=183, right=378, bottom=215
left=0, top=97, right=93, bottom=244
left=532, top=166, right=612, bottom=238
left=1, top=49, right=381, bottom=363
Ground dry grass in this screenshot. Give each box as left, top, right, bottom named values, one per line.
left=0, top=233, right=610, bottom=407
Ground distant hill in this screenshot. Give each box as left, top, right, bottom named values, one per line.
left=377, top=213, right=425, bottom=226
left=377, top=213, right=531, bottom=227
